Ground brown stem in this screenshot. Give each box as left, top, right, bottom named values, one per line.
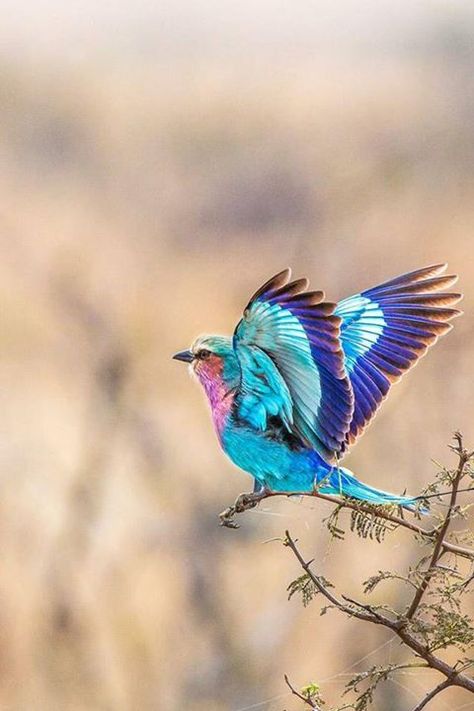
left=284, top=675, right=322, bottom=710
left=222, top=488, right=474, bottom=560
left=406, top=437, right=470, bottom=619
left=285, top=531, right=394, bottom=625
left=284, top=530, right=474, bottom=695
left=410, top=678, right=452, bottom=711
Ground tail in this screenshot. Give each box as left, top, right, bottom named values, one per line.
left=317, top=466, right=424, bottom=512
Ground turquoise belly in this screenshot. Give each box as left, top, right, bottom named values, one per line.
left=221, top=424, right=318, bottom=492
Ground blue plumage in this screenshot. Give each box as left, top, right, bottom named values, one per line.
left=234, top=270, right=352, bottom=461
left=174, top=265, right=462, bottom=510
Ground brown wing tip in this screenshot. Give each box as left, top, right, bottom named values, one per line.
left=429, top=262, right=448, bottom=272
left=271, top=277, right=310, bottom=300
left=419, top=263, right=448, bottom=278
left=417, top=274, right=458, bottom=291
left=272, top=267, right=292, bottom=284
left=437, top=274, right=458, bottom=288
left=245, top=268, right=292, bottom=309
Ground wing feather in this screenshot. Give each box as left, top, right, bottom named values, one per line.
left=336, top=264, right=462, bottom=448
left=234, top=269, right=353, bottom=462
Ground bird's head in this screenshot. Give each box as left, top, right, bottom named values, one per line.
left=173, top=335, right=240, bottom=396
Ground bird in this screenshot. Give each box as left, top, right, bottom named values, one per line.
left=173, top=264, right=462, bottom=511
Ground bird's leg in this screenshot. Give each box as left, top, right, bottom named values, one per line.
left=253, top=478, right=265, bottom=494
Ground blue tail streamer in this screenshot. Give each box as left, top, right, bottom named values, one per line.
left=317, top=466, right=423, bottom=512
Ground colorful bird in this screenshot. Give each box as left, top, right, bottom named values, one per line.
left=173, top=265, right=462, bottom=510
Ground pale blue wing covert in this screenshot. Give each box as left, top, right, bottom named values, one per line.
left=233, top=270, right=353, bottom=463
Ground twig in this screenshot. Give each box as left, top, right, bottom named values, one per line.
left=284, top=675, right=322, bottom=710
left=284, top=530, right=386, bottom=625
left=410, top=678, right=452, bottom=711
left=406, top=433, right=470, bottom=619
left=459, top=572, right=474, bottom=591
left=220, top=488, right=474, bottom=560
left=413, top=486, right=474, bottom=501
left=284, top=530, right=474, bottom=694
left=265, top=437, right=474, bottom=710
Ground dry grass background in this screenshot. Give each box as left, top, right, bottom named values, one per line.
left=1, top=7, right=474, bottom=710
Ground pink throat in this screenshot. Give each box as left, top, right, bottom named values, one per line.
left=197, top=365, right=234, bottom=438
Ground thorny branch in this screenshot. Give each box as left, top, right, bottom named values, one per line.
left=406, top=432, right=471, bottom=619
left=284, top=530, right=474, bottom=695
left=219, top=442, right=474, bottom=562
left=278, top=434, right=474, bottom=710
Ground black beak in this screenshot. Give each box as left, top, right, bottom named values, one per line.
left=172, top=349, right=194, bottom=363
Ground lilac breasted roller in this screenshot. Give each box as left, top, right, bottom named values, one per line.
left=173, top=265, right=462, bottom=509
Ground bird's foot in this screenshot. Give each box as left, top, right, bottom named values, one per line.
left=219, top=505, right=240, bottom=529
left=219, top=488, right=270, bottom=529
left=234, top=491, right=262, bottom=512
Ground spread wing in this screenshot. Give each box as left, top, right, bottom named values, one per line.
left=335, top=264, right=462, bottom=448
left=233, top=269, right=353, bottom=463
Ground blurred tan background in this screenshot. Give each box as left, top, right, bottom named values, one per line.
left=1, top=2, right=474, bottom=710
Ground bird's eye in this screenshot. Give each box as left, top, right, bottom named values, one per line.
left=197, top=349, right=212, bottom=360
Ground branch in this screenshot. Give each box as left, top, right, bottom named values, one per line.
left=459, top=572, right=474, bottom=591
left=284, top=675, right=323, bottom=710
left=284, top=530, right=474, bottom=695
left=413, top=486, right=474, bottom=501
left=269, top=437, right=474, bottom=709
left=406, top=433, right=471, bottom=619
left=220, top=488, right=474, bottom=560
left=410, top=678, right=452, bottom=711
left=284, top=530, right=390, bottom=625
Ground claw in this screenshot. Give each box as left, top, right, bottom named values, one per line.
left=220, top=517, right=240, bottom=529
left=219, top=505, right=240, bottom=529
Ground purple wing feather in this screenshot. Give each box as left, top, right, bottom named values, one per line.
left=336, top=264, right=462, bottom=448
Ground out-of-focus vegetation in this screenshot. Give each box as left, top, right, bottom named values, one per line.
left=1, top=5, right=474, bottom=709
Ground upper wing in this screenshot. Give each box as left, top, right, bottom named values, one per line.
left=233, top=269, right=353, bottom=463
left=335, top=264, right=462, bottom=448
